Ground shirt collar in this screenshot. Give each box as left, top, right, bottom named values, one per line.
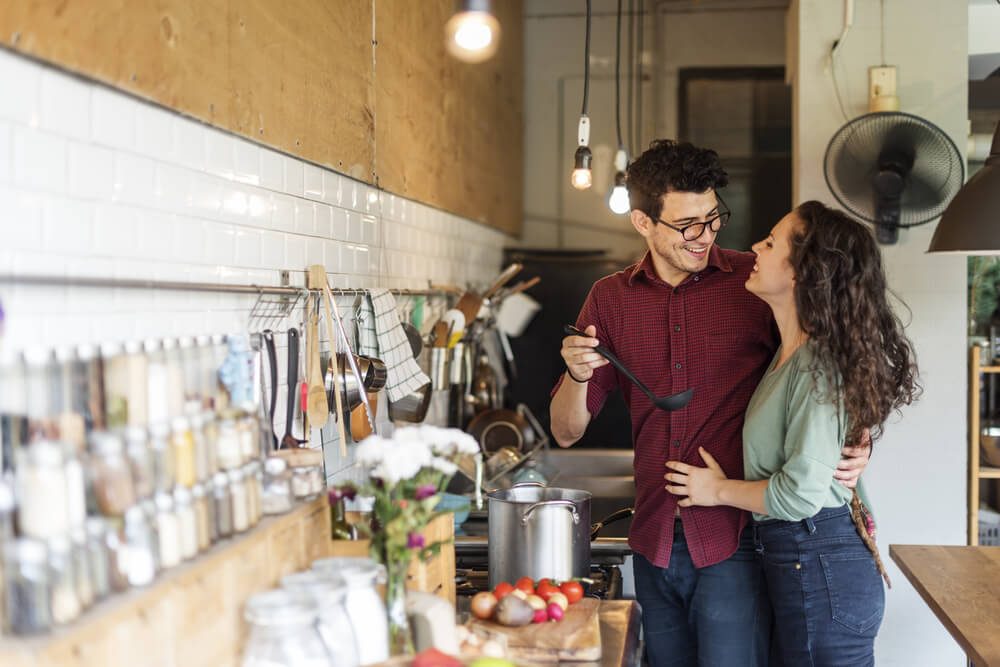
left=627, top=246, right=733, bottom=287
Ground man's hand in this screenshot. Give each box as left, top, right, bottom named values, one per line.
left=835, top=428, right=872, bottom=489
left=561, top=324, right=609, bottom=382
left=664, top=447, right=729, bottom=507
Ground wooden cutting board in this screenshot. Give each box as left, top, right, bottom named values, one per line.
left=469, top=597, right=602, bottom=662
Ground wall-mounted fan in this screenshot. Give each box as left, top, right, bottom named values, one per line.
left=823, top=111, right=965, bottom=244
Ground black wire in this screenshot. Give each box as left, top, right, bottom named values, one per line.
left=614, top=0, right=623, bottom=149
left=582, top=0, right=592, bottom=115
left=626, top=0, right=634, bottom=154
left=880, top=0, right=886, bottom=65
left=635, top=0, right=644, bottom=151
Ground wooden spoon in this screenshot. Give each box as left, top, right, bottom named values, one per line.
left=306, top=296, right=328, bottom=427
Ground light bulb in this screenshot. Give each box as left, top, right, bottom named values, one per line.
left=571, top=145, right=593, bottom=191
left=608, top=185, right=629, bottom=213
left=445, top=2, right=500, bottom=63
left=572, top=168, right=593, bottom=190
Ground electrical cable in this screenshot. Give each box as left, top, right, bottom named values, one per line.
left=582, top=0, right=592, bottom=115
left=636, top=0, right=644, bottom=151
left=880, top=0, right=886, bottom=65
left=615, top=0, right=623, bottom=150
left=626, top=0, right=634, bottom=155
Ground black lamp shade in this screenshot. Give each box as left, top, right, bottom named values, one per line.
left=928, top=122, right=1000, bottom=254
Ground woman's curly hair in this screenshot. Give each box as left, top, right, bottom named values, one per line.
left=626, top=140, right=728, bottom=218
left=790, top=201, right=921, bottom=446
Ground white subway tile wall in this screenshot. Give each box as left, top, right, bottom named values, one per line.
left=0, top=49, right=511, bottom=481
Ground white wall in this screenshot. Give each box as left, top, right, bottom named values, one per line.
left=791, top=1, right=968, bottom=664
left=0, top=48, right=509, bottom=482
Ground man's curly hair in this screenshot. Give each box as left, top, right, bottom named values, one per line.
left=626, top=140, right=729, bottom=219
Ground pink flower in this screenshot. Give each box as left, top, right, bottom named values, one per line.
left=415, top=484, right=437, bottom=500
left=407, top=532, right=425, bottom=549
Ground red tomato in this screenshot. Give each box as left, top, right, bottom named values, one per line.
left=536, top=577, right=552, bottom=589
left=560, top=580, right=584, bottom=604
left=536, top=581, right=560, bottom=601
left=515, top=576, right=536, bottom=596
left=493, top=582, right=514, bottom=600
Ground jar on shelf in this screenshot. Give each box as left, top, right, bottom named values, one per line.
left=63, top=442, right=88, bottom=531
left=23, top=347, right=59, bottom=441
left=101, top=342, right=128, bottom=429
left=242, top=460, right=262, bottom=527
left=171, top=417, right=197, bottom=488
left=154, top=491, right=182, bottom=570
left=145, top=339, right=169, bottom=427
left=123, top=340, right=149, bottom=428
left=174, top=486, right=198, bottom=560
left=54, top=345, right=86, bottom=453
left=0, top=477, right=14, bottom=542
left=242, top=590, right=328, bottom=667
left=261, top=457, right=293, bottom=516
left=15, top=440, right=70, bottom=539
left=48, top=536, right=81, bottom=625
left=290, top=464, right=324, bottom=502
left=162, top=338, right=186, bottom=421
left=90, top=432, right=137, bottom=518
left=236, top=413, right=258, bottom=466
left=281, top=570, right=360, bottom=667
left=141, top=497, right=161, bottom=574
left=215, top=414, right=242, bottom=471
left=105, top=521, right=131, bottom=593
left=125, top=426, right=155, bottom=500
left=228, top=468, right=250, bottom=534
left=190, top=412, right=210, bottom=483
left=312, top=557, right=389, bottom=666
left=212, top=472, right=233, bottom=540
left=85, top=517, right=111, bottom=600
left=3, top=538, right=53, bottom=635
left=123, top=505, right=157, bottom=587
left=200, top=409, right=219, bottom=476
left=149, top=421, right=174, bottom=492
left=191, top=482, right=212, bottom=551
left=179, top=336, right=202, bottom=415
left=70, top=527, right=94, bottom=611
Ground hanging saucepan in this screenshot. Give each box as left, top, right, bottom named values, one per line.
left=467, top=408, right=534, bottom=455
left=328, top=354, right=387, bottom=412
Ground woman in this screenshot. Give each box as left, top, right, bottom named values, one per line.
left=664, top=201, right=919, bottom=666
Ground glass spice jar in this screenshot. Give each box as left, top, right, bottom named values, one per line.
left=141, top=498, right=161, bottom=574
left=48, top=536, right=81, bottom=625
left=3, top=538, right=53, bottom=635
left=173, top=486, right=198, bottom=560
left=237, top=413, right=257, bottom=466
left=125, top=426, right=155, bottom=500
left=228, top=468, right=249, bottom=534
left=170, top=416, right=196, bottom=488
left=123, top=340, right=149, bottom=428
left=101, top=341, right=128, bottom=429
left=261, top=457, right=293, bottom=516
left=16, top=440, right=70, bottom=539
left=215, top=415, right=242, bottom=471
left=123, top=505, right=156, bottom=587
left=242, top=590, right=328, bottom=667
left=105, top=521, right=131, bottom=593
left=70, top=528, right=94, bottom=611
left=189, top=412, right=210, bottom=483
left=145, top=338, right=169, bottom=428
left=90, top=432, right=137, bottom=518
left=85, top=517, right=111, bottom=601
left=191, top=483, right=212, bottom=551
left=291, top=464, right=323, bottom=502
left=162, top=338, right=185, bottom=421
left=154, top=491, right=182, bottom=570
left=212, top=472, right=233, bottom=539
left=200, top=409, right=219, bottom=476
left=149, top=421, right=174, bottom=492
left=63, top=441, right=88, bottom=531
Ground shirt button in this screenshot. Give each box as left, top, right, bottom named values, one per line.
left=674, top=325, right=681, bottom=332
left=674, top=363, right=682, bottom=370
left=673, top=439, right=681, bottom=447
left=693, top=275, right=701, bottom=282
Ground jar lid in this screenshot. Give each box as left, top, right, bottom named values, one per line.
left=170, top=416, right=191, bottom=433
left=212, top=471, right=229, bottom=488
left=124, top=505, right=146, bottom=526
left=22, top=346, right=52, bottom=367
left=149, top=421, right=170, bottom=439
left=195, top=335, right=210, bottom=347
left=100, top=341, right=123, bottom=358
left=227, top=468, right=245, bottom=483
left=10, top=538, right=47, bottom=564
left=24, top=440, right=65, bottom=467
left=244, top=590, right=317, bottom=626
left=312, top=557, right=381, bottom=586
left=264, top=457, right=288, bottom=475
left=173, top=486, right=192, bottom=505
left=155, top=491, right=175, bottom=511
left=124, top=340, right=143, bottom=355
left=211, top=334, right=226, bottom=345
left=161, top=338, right=177, bottom=351
left=86, top=516, right=108, bottom=538
left=90, top=432, right=125, bottom=456
left=54, top=345, right=76, bottom=364
left=143, top=339, right=161, bottom=354
left=191, top=483, right=205, bottom=498
left=77, top=343, right=98, bottom=361
left=124, top=426, right=148, bottom=445
left=178, top=336, right=195, bottom=349
left=281, top=570, right=348, bottom=601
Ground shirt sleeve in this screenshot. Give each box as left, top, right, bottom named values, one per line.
left=550, top=282, right=620, bottom=418
left=764, top=367, right=845, bottom=522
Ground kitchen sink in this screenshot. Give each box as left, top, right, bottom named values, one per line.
left=540, top=448, right=635, bottom=538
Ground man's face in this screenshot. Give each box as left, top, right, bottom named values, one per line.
left=630, top=189, right=721, bottom=286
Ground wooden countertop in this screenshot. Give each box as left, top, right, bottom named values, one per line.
left=596, top=600, right=642, bottom=667
left=890, top=544, right=1000, bottom=666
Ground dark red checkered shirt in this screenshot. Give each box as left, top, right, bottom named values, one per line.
left=553, top=247, right=778, bottom=569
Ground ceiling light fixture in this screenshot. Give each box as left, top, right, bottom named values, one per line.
left=571, top=0, right=594, bottom=191
left=607, top=0, right=630, bottom=214
left=445, top=0, right=501, bottom=64
left=927, top=121, right=1000, bottom=253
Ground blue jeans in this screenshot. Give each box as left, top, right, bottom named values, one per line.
left=633, top=520, right=771, bottom=667
left=754, top=505, right=885, bottom=667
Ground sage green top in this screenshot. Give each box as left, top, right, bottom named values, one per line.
left=743, top=342, right=867, bottom=522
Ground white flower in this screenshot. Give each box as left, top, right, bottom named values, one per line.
left=430, top=458, right=458, bottom=476
left=355, top=427, right=477, bottom=488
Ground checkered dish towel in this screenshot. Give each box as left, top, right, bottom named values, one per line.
left=358, top=289, right=430, bottom=402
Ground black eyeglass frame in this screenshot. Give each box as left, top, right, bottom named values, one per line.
left=647, top=195, right=731, bottom=241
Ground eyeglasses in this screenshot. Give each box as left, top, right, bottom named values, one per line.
left=649, top=198, right=731, bottom=241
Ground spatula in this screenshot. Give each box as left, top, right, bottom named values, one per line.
left=280, top=328, right=307, bottom=448
left=563, top=324, right=694, bottom=412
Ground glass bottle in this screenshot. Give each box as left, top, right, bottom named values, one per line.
left=101, top=341, right=128, bottom=429
left=90, top=431, right=137, bottom=517
left=215, top=414, right=242, bottom=471
left=48, top=536, right=81, bottom=625
left=241, top=461, right=261, bottom=528
left=70, top=527, right=94, bottom=611
left=146, top=339, right=169, bottom=428
left=212, top=472, right=233, bottom=539
left=154, top=491, right=181, bottom=569
left=54, top=345, right=86, bottom=454
left=16, top=440, right=70, bottom=539
left=149, top=421, right=174, bottom=492
left=23, top=347, right=59, bottom=442
left=124, top=340, right=149, bottom=428
left=281, top=571, right=360, bottom=667
left=163, top=338, right=185, bottom=420
left=191, top=483, right=212, bottom=551
left=85, top=517, right=111, bottom=600
left=170, top=416, right=196, bottom=488
left=261, top=457, right=293, bottom=515
left=125, top=426, right=155, bottom=500
left=329, top=490, right=355, bottom=540
left=312, top=557, right=390, bottom=665
left=200, top=408, right=219, bottom=477
left=105, top=521, right=131, bottom=593
left=242, top=590, right=328, bottom=667
left=190, top=412, right=210, bottom=483
left=179, top=336, right=202, bottom=415
left=228, top=468, right=249, bottom=534
left=3, top=538, right=53, bottom=635
left=141, top=498, right=161, bottom=574
left=174, top=486, right=198, bottom=560
left=123, top=505, right=156, bottom=586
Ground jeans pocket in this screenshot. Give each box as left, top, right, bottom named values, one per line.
left=819, top=552, right=885, bottom=635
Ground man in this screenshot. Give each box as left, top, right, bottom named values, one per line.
left=549, top=140, right=868, bottom=666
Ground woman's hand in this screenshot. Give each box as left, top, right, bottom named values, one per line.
left=665, top=447, right=729, bottom=507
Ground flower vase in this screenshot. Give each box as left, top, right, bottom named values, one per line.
left=384, top=558, right=414, bottom=656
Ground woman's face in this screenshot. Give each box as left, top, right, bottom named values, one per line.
left=746, top=211, right=799, bottom=302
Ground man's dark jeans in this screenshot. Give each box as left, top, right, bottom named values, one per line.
left=633, top=520, right=772, bottom=666
left=754, top=504, right=884, bottom=667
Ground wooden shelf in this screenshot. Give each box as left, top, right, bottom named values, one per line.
left=980, top=366, right=1000, bottom=374
left=979, top=467, right=1000, bottom=479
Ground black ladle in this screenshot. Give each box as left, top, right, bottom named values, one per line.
left=564, top=324, right=694, bottom=412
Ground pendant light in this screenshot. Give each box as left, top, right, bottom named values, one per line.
left=607, top=0, right=630, bottom=214
left=927, top=121, right=1000, bottom=253
left=571, top=0, right=594, bottom=191
left=445, top=0, right=501, bottom=64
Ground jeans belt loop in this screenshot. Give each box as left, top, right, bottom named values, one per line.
left=802, top=516, right=817, bottom=535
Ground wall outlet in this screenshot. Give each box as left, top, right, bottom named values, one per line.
left=869, top=65, right=899, bottom=112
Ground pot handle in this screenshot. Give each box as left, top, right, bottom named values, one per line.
left=521, top=500, right=580, bottom=526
